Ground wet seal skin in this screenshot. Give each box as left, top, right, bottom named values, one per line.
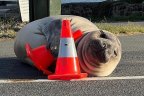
left=14, top=15, right=121, bottom=76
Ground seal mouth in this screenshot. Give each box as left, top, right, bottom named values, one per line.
left=91, top=48, right=110, bottom=63
left=97, top=49, right=111, bottom=63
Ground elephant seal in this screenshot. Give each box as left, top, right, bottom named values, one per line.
left=14, top=15, right=121, bottom=76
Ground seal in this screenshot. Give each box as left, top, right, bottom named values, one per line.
left=14, top=15, right=121, bottom=76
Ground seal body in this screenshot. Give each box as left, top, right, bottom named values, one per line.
left=14, top=15, right=121, bottom=76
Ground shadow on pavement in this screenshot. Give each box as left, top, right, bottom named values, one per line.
left=0, top=57, right=47, bottom=79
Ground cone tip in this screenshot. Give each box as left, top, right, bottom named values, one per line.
left=61, top=20, right=72, bottom=38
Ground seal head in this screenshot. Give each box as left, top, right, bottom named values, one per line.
left=76, top=30, right=121, bottom=76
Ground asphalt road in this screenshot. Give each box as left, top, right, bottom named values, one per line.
left=0, top=34, right=144, bottom=96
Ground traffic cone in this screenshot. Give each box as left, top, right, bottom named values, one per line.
left=25, top=43, right=55, bottom=75
left=25, top=28, right=83, bottom=76
left=48, top=20, right=88, bottom=80
left=73, top=29, right=83, bottom=41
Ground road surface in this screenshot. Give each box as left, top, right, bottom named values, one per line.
left=0, top=34, right=144, bottom=96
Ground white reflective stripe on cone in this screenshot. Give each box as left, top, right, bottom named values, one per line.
left=58, top=38, right=77, bottom=57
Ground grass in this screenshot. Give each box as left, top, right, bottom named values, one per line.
left=0, top=19, right=144, bottom=39
left=0, top=18, right=26, bottom=38
left=0, top=30, right=16, bottom=38
left=110, top=16, right=144, bottom=22
left=96, top=22, right=144, bottom=35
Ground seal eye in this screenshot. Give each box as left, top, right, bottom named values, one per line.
left=100, top=33, right=107, bottom=39
left=114, top=50, right=117, bottom=56
left=100, top=30, right=107, bottom=39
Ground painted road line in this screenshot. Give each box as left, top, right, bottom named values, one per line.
left=0, top=76, right=144, bottom=83
left=71, top=76, right=144, bottom=81
left=0, top=79, right=57, bottom=83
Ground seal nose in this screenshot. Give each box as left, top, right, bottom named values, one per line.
left=102, top=42, right=107, bottom=49
left=103, top=41, right=118, bottom=57
left=100, top=49, right=112, bottom=63
left=100, top=41, right=114, bottom=63
left=102, top=41, right=112, bottom=49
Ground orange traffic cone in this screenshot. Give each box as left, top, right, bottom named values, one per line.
left=48, top=20, right=88, bottom=80
left=25, top=44, right=55, bottom=75
left=73, top=29, right=83, bottom=41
